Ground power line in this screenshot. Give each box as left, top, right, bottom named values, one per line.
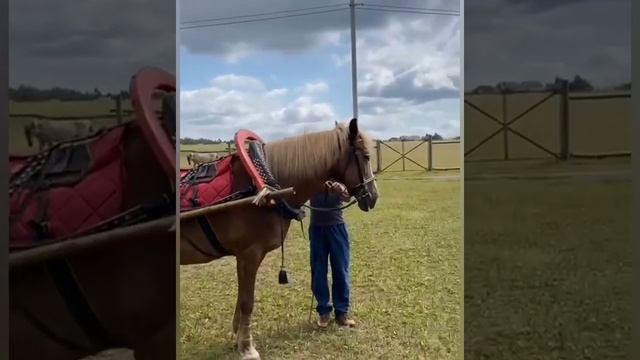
left=180, top=8, right=349, bottom=30
left=359, top=7, right=460, bottom=16
left=181, top=3, right=347, bottom=25
left=363, top=3, right=459, bottom=14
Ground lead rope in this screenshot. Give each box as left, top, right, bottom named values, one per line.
left=299, top=219, right=315, bottom=324
left=302, top=199, right=357, bottom=212
left=278, top=213, right=288, bottom=284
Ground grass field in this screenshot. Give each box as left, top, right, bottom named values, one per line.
left=180, top=171, right=462, bottom=360
left=464, top=158, right=631, bottom=358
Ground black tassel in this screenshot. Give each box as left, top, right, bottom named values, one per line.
left=278, top=268, right=289, bottom=284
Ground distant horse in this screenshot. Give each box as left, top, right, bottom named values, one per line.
left=186, top=151, right=220, bottom=166
left=180, top=119, right=379, bottom=360
left=10, top=68, right=176, bottom=360
left=24, top=119, right=95, bottom=151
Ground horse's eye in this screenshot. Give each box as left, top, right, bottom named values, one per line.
left=364, top=154, right=370, bottom=161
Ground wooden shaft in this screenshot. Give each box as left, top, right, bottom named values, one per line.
left=10, top=216, right=175, bottom=268
left=180, top=187, right=296, bottom=220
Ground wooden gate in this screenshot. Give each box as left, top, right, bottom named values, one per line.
left=374, top=139, right=460, bottom=173
left=464, top=84, right=566, bottom=161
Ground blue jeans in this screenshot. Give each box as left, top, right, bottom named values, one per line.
left=309, top=223, right=351, bottom=316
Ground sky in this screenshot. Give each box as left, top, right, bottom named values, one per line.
left=464, top=0, right=630, bottom=90
left=179, top=0, right=461, bottom=141
left=9, top=0, right=176, bottom=93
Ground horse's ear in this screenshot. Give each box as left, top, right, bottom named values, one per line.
left=334, top=120, right=339, bottom=128
left=348, top=118, right=358, bottom=142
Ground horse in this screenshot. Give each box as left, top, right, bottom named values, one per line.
left=186, top=151, right=220, bottom=166
left=10, top=68, right=177, bottom=360
left=24, top=119, right=95, bottom=152
left=180, top=118, right=379, bottom=360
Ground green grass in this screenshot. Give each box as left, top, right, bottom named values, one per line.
left=464, top=164, right=631, bottom=359
left=179, top=171, right=462, bottom=359
left=465, top=157, right=631, bottom=176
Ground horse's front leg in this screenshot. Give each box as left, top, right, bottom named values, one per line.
left=235, top=249, right=265, bottom=360
left=232, top=295, right=240, bottom=336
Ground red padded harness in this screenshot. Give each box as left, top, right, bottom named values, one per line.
left=180, top=156, right=242, bottom=210
left=10, top=128, right=127, bottom=250
left=9, top=67, right=176, bottom=251
left=179, top=129, right=273, bottom=212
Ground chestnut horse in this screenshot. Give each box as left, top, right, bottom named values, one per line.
left=10, top=70, right=177, bottom=360
left=180, top=118, right=379, bottom=360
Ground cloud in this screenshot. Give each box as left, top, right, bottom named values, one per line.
left=180, top=72, right=460, bottom=141
left=180, top=0, right=460, bottom=60
left=336, top=11, right=461, bottom=102
left=359, top=96, right=460, bottom=139
left=465, top=0, right=630, bottom=89
left=180, top=75, right=337, bottom=141
left=180, top=0, right=462, bottom=139
left=300, top=81, right=330, bottom=95
left=10, top=0, right=175, bottom=91
left=210, top=74, right=266, bottom=92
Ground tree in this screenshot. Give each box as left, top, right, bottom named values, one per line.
left=569, top=75, right=593, bottom=91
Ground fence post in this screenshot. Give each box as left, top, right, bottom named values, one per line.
left=375, top=140, right=382, bottom=174
left=559, top=80, right=570, bottom=160
left=115, top=95, right=122, bottom=124
left=401, top=140, right=406, bottom=171
left=502, top=90, right=509, bottom=160
left=427, top=137, right=433, bottom=171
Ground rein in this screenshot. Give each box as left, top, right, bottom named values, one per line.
left=302, top=199, right=358, bottom=212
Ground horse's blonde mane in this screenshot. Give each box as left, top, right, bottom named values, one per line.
left=265, top=123, right=372, bottom=184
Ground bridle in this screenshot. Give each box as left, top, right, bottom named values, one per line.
left=303, top=135, right=376, bottom=212
left=344, top=141, right=376, bottom=202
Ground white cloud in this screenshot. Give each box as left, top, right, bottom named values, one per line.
left=359, top=96, right=460, bottom=139
left=180, top=1, right=462, bottom=140
left=356, top=15, right=460, bottom=101
left=300, top=81, right=329, bottom=95
left=210, top=74, right=265, bottom=92
left=180, top=75, right=337, bottom=141
left=465, top=0, right=630, bottom=88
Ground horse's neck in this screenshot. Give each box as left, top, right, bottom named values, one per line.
left=266, top=138, right=338, bottom=208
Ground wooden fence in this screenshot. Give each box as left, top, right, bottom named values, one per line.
left=373, top=139, right=460, bottom=173
left=179, top=139, right=462, bottom=173
left=465, top=81, right=631, bottom=161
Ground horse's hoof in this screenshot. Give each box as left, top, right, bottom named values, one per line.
left=239, top=347, right=260, bottom=360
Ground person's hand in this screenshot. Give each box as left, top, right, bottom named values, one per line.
left=325, top=181, right=350, bottom=201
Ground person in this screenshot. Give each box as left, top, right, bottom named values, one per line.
left=309, top=180, right=356, bottom=328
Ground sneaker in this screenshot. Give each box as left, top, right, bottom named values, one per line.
left=335, top=314, right=356, bottom=328
left=317, top=313, right=331, bottom=328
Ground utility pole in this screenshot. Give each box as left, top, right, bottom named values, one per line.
left=349, top=0, right=358, bottom=119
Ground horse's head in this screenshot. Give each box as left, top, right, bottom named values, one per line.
left=332, top=118, right=378, bottom=212
left=186, top=152, right=192, bottom=165
left=24, top=121, right=36, bottom=147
